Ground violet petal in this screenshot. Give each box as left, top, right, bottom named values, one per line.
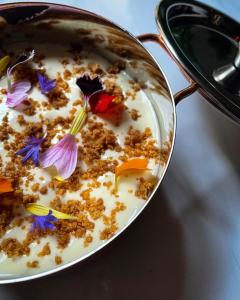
left=6, top=80, right=31, bottom=108
left=37, top=72, right=56, bottom=94
left=76, top=74, right=103, bottom=96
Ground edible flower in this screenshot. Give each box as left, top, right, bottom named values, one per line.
left=7, top=81, right=31, bottom=108
left=40, top=134, right=78, bottom=179
left=40, top=103, right=87, bottom=179
left=89, top=91, right=124, bottom=116
left=37, top=72, right=56, bottom=94
left=76, top=74, right=123, bottom=116
left=0, top=55, right=10, bottom=76
left=0, top=178, right=13, bottom=194
left=76, top=74, right=103, bottom=97
left=26, top=203, right=77, bottom=220
left=16, top=135, right=45, bottom=166
left=6, top=50, right=35, bottom=108
left=114, top=158, right=149, bottom=192
left=31, top=210, right=57, bottom=232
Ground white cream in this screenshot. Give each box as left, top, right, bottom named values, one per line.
left=0, top=42, right=164, bottom=278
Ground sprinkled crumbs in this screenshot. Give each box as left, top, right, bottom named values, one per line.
left=55, top=255, right=62, bottom=265
left=37, top=243, right=51, bottom=257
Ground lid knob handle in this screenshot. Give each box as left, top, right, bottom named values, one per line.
left=213, top=41, right=240, bottom=96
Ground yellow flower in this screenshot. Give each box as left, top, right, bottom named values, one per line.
left=26, top=203, right=77, bottom=220
left=0, top=55, right=10, bottom=76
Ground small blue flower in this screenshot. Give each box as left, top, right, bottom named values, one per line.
left=37, top=72, right=56, bottom=94
left=31, top=210, right=58, bottom=232
left=16, top=136, right=45, bottom=166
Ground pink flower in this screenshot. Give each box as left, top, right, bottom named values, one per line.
left=6, top=81, right=31, bottom=107
left=40, top=134, right=78, bottom=179
left=6, top=50, right=34, bottom=108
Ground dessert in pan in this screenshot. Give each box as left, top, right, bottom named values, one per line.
left=0, top=14, right=173, bottom=278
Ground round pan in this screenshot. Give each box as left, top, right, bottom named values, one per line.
left=0, top=1, right=194, bottom=283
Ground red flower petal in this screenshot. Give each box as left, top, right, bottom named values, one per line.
left=89, top=92, right=124, bottom=116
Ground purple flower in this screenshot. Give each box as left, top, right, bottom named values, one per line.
left=17, top=136, right=45, bottom=166
left=76, top=74, right=103, bottom=97
left=6, top=50, right=34, bottom=108
left=40, top=134, right=78, bottom=179
left=7, top=81, right=31, bottom=108
left=37, top=72, right=56, bottom=94
left=31, top=210, right=58, bottom=232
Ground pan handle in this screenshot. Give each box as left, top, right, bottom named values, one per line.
left=137, top=33, right=198, bottom=105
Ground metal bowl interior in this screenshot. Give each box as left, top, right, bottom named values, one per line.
left=0, top=2, right=176, bottom=283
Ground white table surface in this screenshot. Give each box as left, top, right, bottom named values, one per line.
left=1, top=0, right=240, bottom=299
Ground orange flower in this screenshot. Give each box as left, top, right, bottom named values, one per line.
left=0, top=178, right=13, bottom=194
left=114, top=158, right=149, bottom=192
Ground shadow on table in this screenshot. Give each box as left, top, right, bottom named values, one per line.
left=201, top=98, right=240, bottom=173
left=168, top=95, right=240, bottom=300
left=1, top=188, right=185, bottom=300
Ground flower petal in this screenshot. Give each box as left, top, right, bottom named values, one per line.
left=17, top=135, right=44, bottom=166
left=16, top=144, right=32, bottom=155
left=32, top=146, right=40, bottom=166
left=26, top=203, right=77, bottom=220
left=89, top=92, right=116, bottom=113
left=40, top=145, right=63, bottom=168
left=7, top=91, right=28, bottom=107
left=40, top=134, right=78, bottom=179
left=37, top=72, right=56, bottom=94
left=21, top=147, right=36, bottom=163
left=115, top=158, right=149, bottom=177
left=89, top=91, right=124, bottom=117
left=31, top=210, right=57, bottom=232
left=114, top=158, right=149, bottom=192
left=26, top=136, right=45, bottom=145
left=37, top=72, right=45, bottom=84
left=11, top=80, right=31, bottom=93
left=76, top=74, right=103, bottom=96
left=44, top=222, right=56, bottom=231
left=69, top=107, right=87, bottom=135
left=0, top=178, right=13, bottom=194
left=44, top=80, right=56, bottom=92
left=54, top=139, right=78, bottom=179
left=0, top=55, right=10, bottom=76
left=6, top=80, right=31, bottom=107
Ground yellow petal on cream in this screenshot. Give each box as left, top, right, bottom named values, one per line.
left=26, top=203, right=77, bottom=220
left=0, top=55, right=10, bottom=75
left=55, top=176, right=65, bottom=182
